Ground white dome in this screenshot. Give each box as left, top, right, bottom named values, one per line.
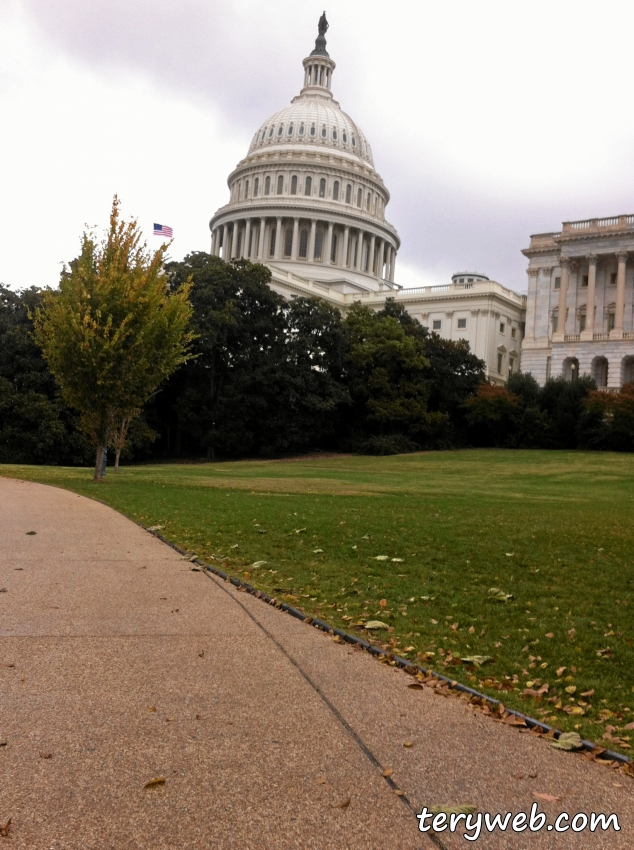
left=248, top=99, right=374, bottom=168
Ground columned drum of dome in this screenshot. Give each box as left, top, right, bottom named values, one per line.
left=209, top=14, right=400, bottom=295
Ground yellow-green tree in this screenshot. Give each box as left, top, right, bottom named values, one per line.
left=34, top=196, right=194, bottom=480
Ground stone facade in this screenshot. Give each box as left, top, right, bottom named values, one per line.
left=522, top=215, right=634, bottom=388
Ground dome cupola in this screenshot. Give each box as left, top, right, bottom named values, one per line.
left=209, top=13, right=400, bottom=294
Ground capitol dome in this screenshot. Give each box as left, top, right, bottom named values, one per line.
left=209, top=14, right=400, bottom=294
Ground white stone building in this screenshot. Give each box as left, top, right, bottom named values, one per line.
left=209, top=15, right=526, bottom=385
left=522, top=215, right=634, bottom=388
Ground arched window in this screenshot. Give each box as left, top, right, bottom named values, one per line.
left=330, top=233, right=338, bottom=263
left=269, top=227, right=276, bottom=257
left=321, top=126, right=327, bottom=138
left=290, top=175, right=297, bottom=195
left=260, top=129, right=266, bottom=141
left=237, top=181, right=242, bottom=199
left=319, top=178, right=326, bottom=198
left=299, top=228, right=309, bottom=258
left=268, top=126, right=274, bottom=138
left=299, top=123, right=305, bottom=136
left=332, top=128, right=337, bottom=141
left=342, top=131, right=347, bottom=144
left=345, top=184, right=352, bottom=204
left=357, top=188, right=362, bottom=207
left=366, top=192, right=371, bottom=210
left=277, top=175, right=284, bottom=194
left=264, top=176, right=271, bottom=195
left=254, top=177, right=259, bottom=197
left=351, top=135, right=356, bottom=148
left=310, top=124, right=316, bottom=137
left=333, top=181, right=340, bottom=201
left=314, top=228, right=324, bottom=260
left=287, top=124, right=294, bottom=135
left=277, top=125, right=284, bottom=136
left=283, top=227, right=293, bottom=257
left=304, top=176, right=312, bottom=196
left=244, top=180, right=249, bottom=198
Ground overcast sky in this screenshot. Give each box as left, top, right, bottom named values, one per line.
left=2, top=0, right=634, bottom=293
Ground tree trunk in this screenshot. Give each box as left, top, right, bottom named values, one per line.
left=115, top=448, right=122, bottom=472
left=94, top=445, right=105, bottom=482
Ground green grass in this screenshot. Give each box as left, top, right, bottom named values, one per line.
left=3, top=450, right=634, bottom=754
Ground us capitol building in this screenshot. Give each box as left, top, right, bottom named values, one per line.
left=210, top=15, right=634, bottom=388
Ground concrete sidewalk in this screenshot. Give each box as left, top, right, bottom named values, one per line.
left=0, top=477, right=631, bottom=849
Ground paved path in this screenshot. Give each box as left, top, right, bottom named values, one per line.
left=0, top=477, right=632, bottom=849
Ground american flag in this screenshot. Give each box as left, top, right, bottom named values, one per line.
left=153, top=223, right=173, bottom=238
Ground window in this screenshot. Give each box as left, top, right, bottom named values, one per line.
left=459, top=278, right=464, bottom=283
left=237, top=182, right=242, bottom=199
left=433, top=320, right=441, bottom=330
left=333, top=180, right=340, bottom=200
left=499, top=323, right=505, bottom=334
left=299, top=228, right=309, bottom=258
left=310, top=124, right=316, bottom=137
left=277, top=125, right=284, bottom=136
left=468, top=278, right=473, bottom=282
left=283, top=227, right=293, bottom=258
left=554, top=276, right=561, bottom=289
left=331, top=233, right=337, bottom=263
left=497, top=352, right=503, bottom=374
left=511, top=327, right=516, bottom=339
left=357, top=188, right=362, bottom=207
left=277, top=175, right=283, bottom=195
left=579, top=314, right=586, bottom=331
left=319, top=178, right=326, bottom=198
left=314, top=228, right=324, bottom=260
left=287, top=124, right=294, bottom=135
left=299, top=123, right=305, bottom=136
left=608, top=312, right=615, bottom=330
left=345, top=184, right=352, bottom=204
left=264, top=176, right=271, bottom=195
left=269, top=228, right=276, bottom=257
left=321, top=126, right=327, bottom=138
left=304, top=176, right=312, bottom=196
left=268, top=126, right=274, bottom=138
left=260, top=129, right=266, bottom=141
left=244, top=180, right=249, bottom=198
left=342, top=131, right=348, bottom=143
left=332, top=128, right=338, bottom=140
left=552, top=314, right=558, bottom=333
left=610, top=272, right=618, bottom=285
left=582, top=274, right=588, bottom=287
left=290, top=175, right=297, bottom=195
left=457, top=318, right=467, bottom=329
left=366, top=192, right=371, bottom=210
left=254, top=177, right=259, bottom=197
left=351, top=135, right=356, bottom=147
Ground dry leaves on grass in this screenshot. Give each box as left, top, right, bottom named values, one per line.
left=488, top=587, right=513, bottom=602
left=550, top=732, right=583, bottom=751
left=143, top=777, right=166, bottom=789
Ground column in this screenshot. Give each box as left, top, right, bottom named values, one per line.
left=389, top=246, right=396, bottom=282
left=375, top=239, right=383, bottom=280
left=210, top=228, right=217, bottom=256
left=526, top=268, right=539, bottom=339
left=555, top=257, right=570, bottom=337
left=291, top=218, right=299, bottom=260
left=581, top=254, right=597, bottom=340
left=325, top=222, right=334, bottom=265
left=274, top=217, right=282, bottom=260
left=368, top=234, right=376, bottom=277
left=230, top=222, right=239, bottom=259
left=356, top=230, right=364, bottom=271
left=613, top=250, right=627, bottom=337
left=342, top=226, right=350, bottom=268
left=218, top=224, right=225, bottom=259
left=308, top=219, right=317, bottom=261
left=257, top=217, right=266, bottom=260
left=243, top=219, right=251, bottom=259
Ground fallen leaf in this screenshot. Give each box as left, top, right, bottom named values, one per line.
left=379, top=599, right=387, bottom=608
left=147, top=525, right=165, bottom=532
left=230, top=544, right=239, bottom=549
left=563, top=706, right=585, bottom=716
left=0, top=819, right=11, bottom=837
left=364, top=620, right=389, bottom=630
left=0, top=588, right=6, bottom=593
left=148, top=706, right=156, bottom=712
left=166, top=717, right=175, bottom=722
left=431, top=618, right=438, bottom=624
left=580, top=689, right=595, bottom=698
left=144, top=777, right=166, bottom=789
left=550, top=732, right=583, bottom=751
left=488, top=587, right=513, bottom=602
left=428, top=803, right=477, bottom=816
left=374, top=556, right=389, bottom=561
left=393, top=789, right=404, bottom=796
left=623, top=722, right=634, bottom=731
left=251, top=561, right=267, bottom=568
left=331, top=797, right=351, bottom=809
left=198, top=651, right=205, bottom=658
left=408, top=682, right=424, bottom=690
left=533, top=792, right=563, bottom=803
left=556, top=666, right=567, bottom=676
left=564, top=685, right=577, bottom=695
left=403, top=741, right=413, bottom=748
left=313, top=549, right=323, bottom=553
left=391, top=558, right=404, bottom=563
left=257, top=529, right=267, bottom=534
left=545, top=633, right=554, bottom=639
left=26, top=531, right=36, bottom=535
left=506, top=553, right=514, bottom=557
left=382, top=768, right=394, bottom=777
left=40, top=752, right=52, bottom=759
left=316, top=777, right=326, bottom=784
left=461, top=655, right=493, bottom=668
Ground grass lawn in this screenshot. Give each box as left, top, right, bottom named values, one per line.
left=3, top=449, right=634, bottom=754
